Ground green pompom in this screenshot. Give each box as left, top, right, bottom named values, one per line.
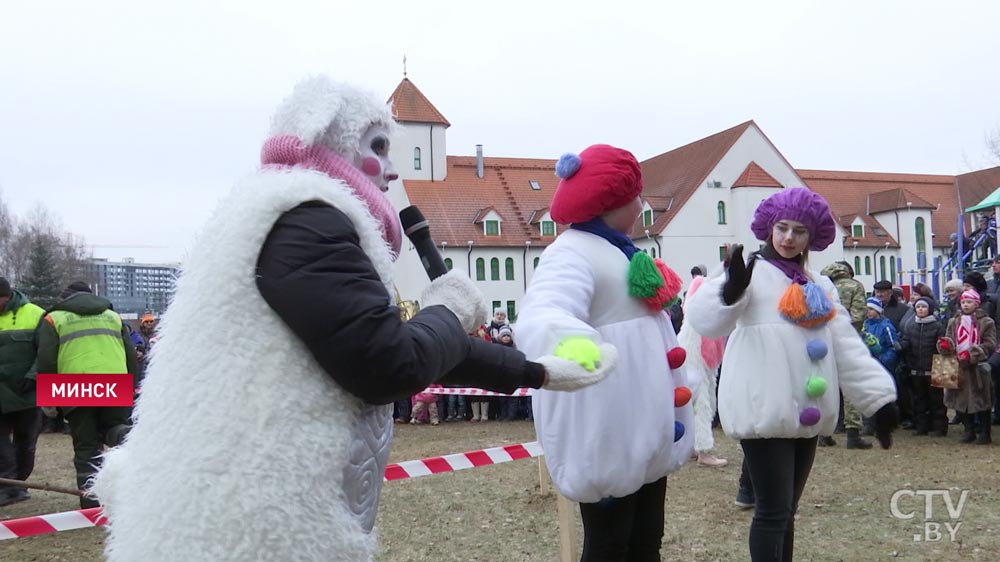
left=628, top=252, right=664, bottom=299
left=805, top=376, right=828, bottom=399
left=554, top=337, right=601, bottom=372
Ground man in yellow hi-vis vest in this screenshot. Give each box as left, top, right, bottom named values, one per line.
left=35, top=282, right=138, bottom=508
left=0, top=276, right=45, bottom=507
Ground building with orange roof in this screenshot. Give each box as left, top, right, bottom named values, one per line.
left=383, top=76, right=1000, bottom=311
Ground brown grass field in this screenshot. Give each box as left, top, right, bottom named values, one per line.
left=1, top=422, right=997, bottom=561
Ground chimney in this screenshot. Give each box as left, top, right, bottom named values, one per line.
left=476, top=144, right=484, bottom=179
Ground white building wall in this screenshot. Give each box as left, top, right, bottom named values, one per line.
left=655, top=125, right=853, bottom=285
left=389, top=122, right=447, bottom=182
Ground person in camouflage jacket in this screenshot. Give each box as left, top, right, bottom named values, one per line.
left=821, top=261, right=867, bottom=331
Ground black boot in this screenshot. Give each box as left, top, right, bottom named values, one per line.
left=818, top=436, right=837, bottom=447
left=846, top=428, right=872, bottom=449
left=960, top=418, right=977, bottom=443
left=976, top=412, right=992, bottom=445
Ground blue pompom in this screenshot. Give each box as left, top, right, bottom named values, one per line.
left=555, top=153, right=581, bottom=179
left=806, top=339, right=828, bottom=361
left=673, top=421, right=685, bottom=442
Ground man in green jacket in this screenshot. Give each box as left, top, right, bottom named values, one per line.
left=0, top=277, right=46, bottom=506
left=35, top=281, right=138, bottom=508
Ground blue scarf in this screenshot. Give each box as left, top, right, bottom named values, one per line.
left=571, top=217, right=640, bottom=259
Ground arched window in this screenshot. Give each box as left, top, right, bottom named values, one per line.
left=444, top=258, right=453, bottom=271
left=717, top=201, right=727, bottom=224
left=651, top=247, right=657, bottom=258
left=854, top=256, right=862, bottom=276
left=915, top=217, right=926, bottom=266
left=879, top=256, right=886, bottom=280
left=533, top=257, right=540, bottom=269
left=864, top=256, right=872, bottom=275
left=490, top=258, right=500, bottom=280
left=505, top=258, right=515, bottom=280
left=414, top=147, right=422, bottom=170
left=889, top=256, right=896, bottom=284
left=475, top=258, right=485, bottom=281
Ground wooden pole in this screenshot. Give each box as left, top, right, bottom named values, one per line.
left=0, top=477, right=84, bottom=497
left=557, top=493, right=578, bottom=562
left=537, top=457, right=550, bottom=496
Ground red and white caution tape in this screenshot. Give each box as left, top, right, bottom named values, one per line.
left=0, top=441, right=543, bottom=540
left=384, top=441, right=542, bottom=481
left=0, top=506, right=104, bottom=540
left=425, top=387, right=531, bottom=397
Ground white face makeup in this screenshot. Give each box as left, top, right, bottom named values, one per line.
left=771, top=219, right=810, bottom=259
left=353, top=125, right=398, bottom=192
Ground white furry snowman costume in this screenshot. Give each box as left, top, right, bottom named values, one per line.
left=92, top=76, right=607, bottom=562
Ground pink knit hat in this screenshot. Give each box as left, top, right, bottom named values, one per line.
left=961, top=289, right=981, bottom=304
left=549, top=145, right=643, bottom=224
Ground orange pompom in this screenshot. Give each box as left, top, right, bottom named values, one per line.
left=674, top=386, right=692, bottom=407
left=777, top=283, right=809, bottom=319
left=667, top=347, right=686, bottom=369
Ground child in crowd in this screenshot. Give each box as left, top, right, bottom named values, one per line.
left=899, top=297, right=947, bottom=436
left=496, top=326, right=524, bottom=421
left=939, top=289, right=996, bottom=444
left=410, top=385, right=441, bottom=425
left=686, top=188, right=897, bottom=562
left=863, top=297, right=900, bottom=375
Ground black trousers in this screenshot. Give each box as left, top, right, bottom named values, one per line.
left=578, top=477, right=667, bottom=562
left=910, top=374, right=947, bottom=431
left=0, top=408, right=43, bottom=484
left=741, top=437, right=818, bottom=562
left=893, top=366, right=913, bottom=422
left=65, top=407, right=131, bottom=508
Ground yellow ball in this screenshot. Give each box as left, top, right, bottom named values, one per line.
left=554, top=337, right=601, bottom=372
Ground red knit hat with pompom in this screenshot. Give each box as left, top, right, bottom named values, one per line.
left=550, top=144, right=643, bottom=224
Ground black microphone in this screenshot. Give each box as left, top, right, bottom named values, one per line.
left=399, top=205, right=449, bottom=280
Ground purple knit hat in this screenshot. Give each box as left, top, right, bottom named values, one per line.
left=751, top=188, right=837, bottom=251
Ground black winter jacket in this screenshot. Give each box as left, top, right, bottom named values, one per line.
left=898, top=317, right=945, bottom=373
left=255, top=202, right=545, bottom=405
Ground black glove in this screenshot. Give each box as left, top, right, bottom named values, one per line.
left=873, top=403, right=899, bottom=449
left=721, top=244, right=751, bottom=305
left=16, top=377, right=36, bottom=394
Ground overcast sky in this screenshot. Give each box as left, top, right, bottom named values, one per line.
left=2, top=0, right=998, bottom=264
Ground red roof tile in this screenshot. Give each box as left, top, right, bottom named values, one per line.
left=634, top=121, right=753, bottom=237
left=956, top=166, right=1000, bottom=212
left=732, top=161, right=783, bottom=188
left=403, top=156, right=558, bottom=247
left=839, top=213, right=900, bottom=248
left=387, top=78, right=450, bottom=127
left=798, top=169, right=956, bottom=248
left=867, top=188, right=937, bottom=214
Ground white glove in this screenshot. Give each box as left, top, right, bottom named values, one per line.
left=537, top=343, right=618, bottom=391
left=420, top=270, right=489, bottom=334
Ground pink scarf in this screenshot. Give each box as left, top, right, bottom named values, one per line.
left=956, top=314, right=979, bottom=354
left=261, top=135, right=402, bottom=257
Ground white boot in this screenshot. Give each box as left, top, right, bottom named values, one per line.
left=471, top=402, right=481, bottom=422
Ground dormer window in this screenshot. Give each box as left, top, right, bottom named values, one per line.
left=643, top=210, right=653, bottom=227
left=476, top=209, right=504, bottom=236
left=852, top=224, right=864, bottom=238
left=541, top=220, right=556, bottom=236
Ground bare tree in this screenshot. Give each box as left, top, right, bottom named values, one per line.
left=0, top=197, right=92, bottom=298
left=988, top=125, right=1000, bottom=166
